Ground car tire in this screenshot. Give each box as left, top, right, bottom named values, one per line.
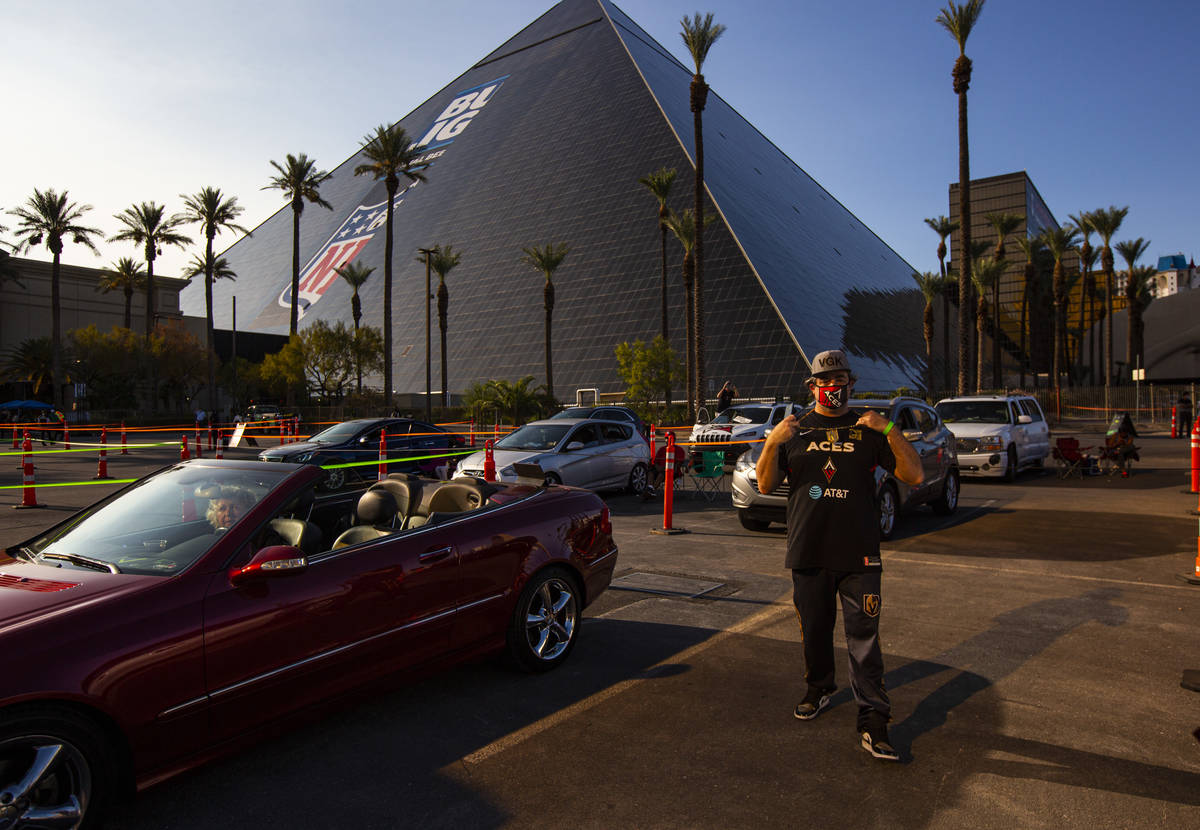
left=321, top=465, right=347, bottom=491
left=627, top=463, right=648, bottom=495
left=738, top=510, right=771, bottom=532
left=1003, top=447, right=1018, bottom=483
left=506, top=568, right=580, bottom=673
left=878, top=483, right=898, bottom=541
left=0, top=705, right=120, bottom=830
left=543, top=472, right=562, bottom=487
left=932, top=469, right=959, bottom=515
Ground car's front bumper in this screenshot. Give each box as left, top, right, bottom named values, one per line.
left=956, top=450, right=1009, bottom=477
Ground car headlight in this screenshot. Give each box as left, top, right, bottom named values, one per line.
left=978, top=436, right=1004, bottom=452
left=295, top=452, right=313, bottom=463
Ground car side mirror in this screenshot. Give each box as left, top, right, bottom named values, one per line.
left=1017, top=414, right=1032, bottom=424
left=229, top=545, right=308, bottom=586
left=565, top=441, right=584, bottom=452
left=902, top=429, right=923, bottom=442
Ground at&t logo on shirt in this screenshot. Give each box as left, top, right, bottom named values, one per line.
left=808, top=485, right=850, bottom=500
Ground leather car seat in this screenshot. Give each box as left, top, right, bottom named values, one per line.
left=331, top=488, right=399, bottom=549
left=267, top=517, right=323, bottom=557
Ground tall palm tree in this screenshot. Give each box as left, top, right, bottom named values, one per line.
left=964, top=237, right=990, bottom=385
left=912, top=271, right=943, bottom=395
left=665, top=208, right=712, bottom=421
left=1068, top=211, right=1096, bottom=382
left=680, top=12, right=725, bottom=415
left=1128, top=266, right=1155, bottom=373
left=1012, top=235, right=1043, bottom=387
left=430, top=245, right=462, bottom=408
left=936, top=0, right=986, bottom=395
left=924, top=215, right=959, bottom=389
left=1041, top=225, right=1080, bottom=396
left=178, top=187, right=250, bottom=413
left=970, top=257, right=1004, bottom=392
left=1088, top=206, right=1128, bottom=396
left=1115, top=237, right=1151, bottom=374
left=1078, top=244, right=1100, bottom=382
left=520, top=243, right=570, bottom=401
left=8, top=189, right=103, bottom=408
left=985, top=211, right=1022, bottom=387
left=97, top=257, right=145, bottom=329
left=332, top=261, right=375, bottom=394
left=264, top=153, right=333, bottom=336
left=352, top=126, right=426, bottom=406
left=109, top=201, right=192, bottom=340
left=184, top=252, right=237, bottom=285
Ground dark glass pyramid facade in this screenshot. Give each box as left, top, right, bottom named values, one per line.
left=180, top=0, right=924, bottom=398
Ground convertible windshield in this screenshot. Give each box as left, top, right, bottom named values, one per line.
left=309, top=421, right=374, bottom=443
left=936, top=402, right=1010, bottom=424
left=26, top=466, right=290, bottom=576
left=496, top=424, right=572, bottom=451
left=710, top=406, right=770, bottom=425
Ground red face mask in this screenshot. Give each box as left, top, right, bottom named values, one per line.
left=815, top=383, right=848, bottom=409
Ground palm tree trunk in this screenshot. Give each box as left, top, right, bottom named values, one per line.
left=691, top=75, right=707, bottom=418
left=1125, top=273, right=1136, bottom=373
left=1053, top=265, right=1064, bottom=395
left=1103, top=260, right=1113, bottom=394
left=924, top=302, right=934, bottom=395
left=1018, top=274, right=1028, bottom=388
left=991, top=270, right=1001, bottom=388
left=956, top=80, right=972, bottom=395
left=352, top=292, right=362, bottom=394
left=289, top=203, right=300, bottom=336
left=660, top=223, right=671, bottom=410
left=976, top=298, right=986, bottom=394
left=145, top=244, right=158, bottom=413
left=50, top=249, right=63, bottom=409
left=123, top=286, right=133, bottom=330
left=438, top=280, right=449, bottom=408
left=544, top=279, right=555, bottom=400
left=683, top=256, right=696, bottom=421
left=205, top=233, right=217, bottom=415
left=383, top=183, right=396, bottom=406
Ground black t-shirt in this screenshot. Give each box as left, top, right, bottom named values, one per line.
left=776, top=409, right=895, bottom=571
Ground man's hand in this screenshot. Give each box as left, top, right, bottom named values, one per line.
left=855, top=410, right=890, bottom=434
left=756, top=414, right=798, bottom=494
left=765, top=414, right=799, bottom=447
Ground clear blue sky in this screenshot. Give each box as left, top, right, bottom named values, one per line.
left=2, top=0, right=1195, bottom=281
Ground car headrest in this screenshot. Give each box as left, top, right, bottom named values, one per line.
left=356, top=488, right=398, bottom=526
left=368, top=479, right=412, bottom=517
left=427, top=482, right=485, bottom=514
left=268, top=517, right=322, bottom=556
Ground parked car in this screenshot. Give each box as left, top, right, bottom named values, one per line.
left=934, top=394, right=1050, bottom=481
left=456, top=418, right=651, bottom=493
left=243, top=404, right=284, bottom=422
left=258, top=418, right=459, bottom=490
left=689, top=401, right=800, bottom=464
left=550, top=405, right=648, bottom=438
left=0, top=459, right=616, bottom=827
left=731, top=397, right=959, bottom=539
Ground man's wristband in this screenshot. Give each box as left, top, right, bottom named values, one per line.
left=882, top=420, right=894, bottom=436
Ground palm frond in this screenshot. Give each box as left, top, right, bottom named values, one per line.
left=935, top=0, right=986, bottom=51
left=679, top=13, right=726, bottom=73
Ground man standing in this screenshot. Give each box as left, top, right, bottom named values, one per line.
left=756, top=350, right=923, bottom=761
left=716, top=381, right=738, bottom=413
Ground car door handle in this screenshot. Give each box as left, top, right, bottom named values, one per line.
left=419, top=546, right=453, bottom=563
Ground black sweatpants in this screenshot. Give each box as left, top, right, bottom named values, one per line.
left=792, top=567, right=890, bottom=729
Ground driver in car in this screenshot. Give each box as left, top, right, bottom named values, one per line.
left=206, top=487, right=256, bottom=531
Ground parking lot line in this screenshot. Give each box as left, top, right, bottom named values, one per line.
left=452, top=591, right=793, bottom=768
left=885, top=553, right=1197, bottom=592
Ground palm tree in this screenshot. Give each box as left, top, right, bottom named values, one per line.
left=430, top=245, right=462, bottom=408
left=332, top=261, right=375, bottom=394
left=985, top=211, right=1022, bottom=387
left=353, top=125, right=427, bottom=407
left=482, top=376, right=544, bottom=429
left=1068, top=211, right=1096, bottom=381
left=1041, top=225, right=1080, bottom=396
left=1115, top=237, right=1151, bottom=374
left=936, top=0, right=986, bottom=394
left=1088, top=206, right=1128, bottom=396
left=178, top=187, right=250, bottom=413
left=970, top=257, right=1004, bottom=392
left=680, top=12, right=725, bottom=415
left=638, top=167, right=678, bottom=348
left=520, top=243, right=570, bottom=401
left=109, top=201, right=192, bottom=340
left=264, top=153, right=333, bottom=337
left=924, top=215, right=959, bottom=389
left=964, top=238, right=990, bottom=384
left=97, top=257, right=145, bottom=329
left=1129, top=266, right=1155, bottom=372
left=8, top=189, right=103, bottom=408
left=665, top=208, right=712, bottom=421
left=912, top=271, right=943, bottom=395
left=2, top=337, right=55, bottom=400
left=1012, top=235, right=1043, bottom=387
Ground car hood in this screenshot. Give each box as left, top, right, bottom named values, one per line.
left=692, top=423, right=764, bottom=438
left=0, top=558, right=164, bottom=634
left=943, top=422, right=1012, bottom=438
left=457, top=448, right=563, bottom=470
left=261, top=441, right=324, bottom=459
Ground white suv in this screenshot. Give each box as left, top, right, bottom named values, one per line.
left=689, top=401, right=800, bottom=465
left=934, top=395, right=1050, bottom=481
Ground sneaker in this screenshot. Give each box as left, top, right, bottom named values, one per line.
left=860, top=726, right=900, bottom=761
left=794, top=688, right=832, bottom=720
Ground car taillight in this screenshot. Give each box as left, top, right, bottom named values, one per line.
left=599, top=506, right=612, bottom=536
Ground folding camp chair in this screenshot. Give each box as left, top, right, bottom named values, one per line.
left=688, top=450, right=726, bottom=501
left=1051, top=437, right=1091, bottom=479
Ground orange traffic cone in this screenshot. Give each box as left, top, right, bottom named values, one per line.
left=181, top=435, right=190, bottom=461
left=14, top=435, right=43, bottom=510
left=93, top=426, right=111, bottom=480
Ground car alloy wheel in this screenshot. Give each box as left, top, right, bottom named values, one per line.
left=628, top=463, right=648, bottom=495
left=878, top=484, right=897, bottom=540
left=932, top=469, right=959, bottom=515
left=507, top=569, right=579, bottom=672
left=322, top=466, right=346, bottom=491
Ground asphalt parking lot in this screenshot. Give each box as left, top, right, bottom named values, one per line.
left=2, top=432, right=1198, bottom=829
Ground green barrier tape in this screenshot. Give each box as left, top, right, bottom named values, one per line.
left=321, top=448, right=477, bottom=471
left=0, top=478, right=138, bottom=490
left=0, top=442, right=179, bottom=456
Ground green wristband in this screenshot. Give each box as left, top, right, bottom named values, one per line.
left=882, top=420, right=894, bottom=436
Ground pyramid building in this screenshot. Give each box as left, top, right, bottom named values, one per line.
left=180, top=0, right=925, bottom=399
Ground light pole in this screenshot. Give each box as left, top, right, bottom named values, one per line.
left=418, top=247, right=435, bottom=422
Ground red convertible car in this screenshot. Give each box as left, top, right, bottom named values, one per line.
left=0, top=460, right=617, bottom=827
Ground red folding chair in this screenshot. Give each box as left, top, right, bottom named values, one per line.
left=1051, top=437, right=1092, bottom=479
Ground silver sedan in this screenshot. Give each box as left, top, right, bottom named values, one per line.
left=455, top=418, right=651, bottom=493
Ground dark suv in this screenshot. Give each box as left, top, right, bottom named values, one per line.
left=550, top=405, right=647, bottom=438
left=730, top=397, right=960, bottom=539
